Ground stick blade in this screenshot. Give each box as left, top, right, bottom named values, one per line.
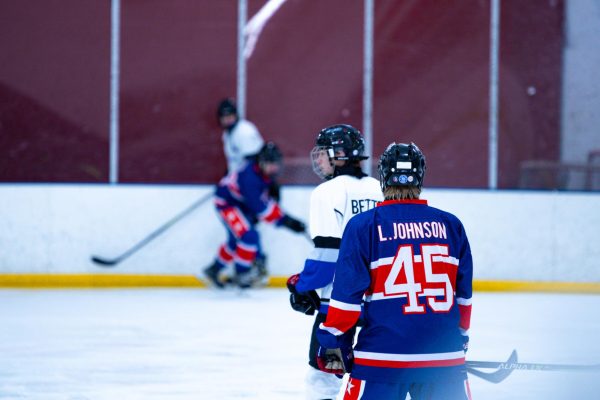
left=467, top=350, right=518, bottom=384
left=91, top=255, right=119, bottom=267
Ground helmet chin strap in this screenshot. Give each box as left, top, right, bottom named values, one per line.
left=333, top=163, right=367, bottom=179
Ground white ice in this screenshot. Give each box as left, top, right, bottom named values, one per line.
left=0, top=288, right=599, bottom=399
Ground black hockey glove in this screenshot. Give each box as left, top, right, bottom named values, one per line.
left=462, top=334, right=469, bottom=354
left=279, top=215, right=306, bottom=233
left=287, top=273, right=320, bottom=315
left=316, top=332, right=354, bottom=376
left=268, top=181, right=281, bottom=201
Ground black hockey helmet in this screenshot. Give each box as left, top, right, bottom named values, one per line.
left=314, top=124, right=368, bottom=162
left=257, top=142, right=283, bottom=177
left=217, top=97, right=238, bottom=118
left=257, top=141, right=283, bottom=164
left=378, top=142, right=426, bottom=191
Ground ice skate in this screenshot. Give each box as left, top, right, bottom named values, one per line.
left=203, top=262, right=226, bottom=289
left=234, top=268, right=261, bottom=289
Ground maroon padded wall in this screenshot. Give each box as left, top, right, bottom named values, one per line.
left=118, top=0, right=238, bottom=184
left=497, top=0, right=563, bottom=187
left=0, top=0, right=564, bottom=188
left=246, top=0, right=363, bottom=185
left=372, top=0, right=490, bottom=188
left=0, top=0, right=110, bottom=182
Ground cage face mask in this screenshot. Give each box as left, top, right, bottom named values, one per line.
left=311, top=146, right=336, bottom=180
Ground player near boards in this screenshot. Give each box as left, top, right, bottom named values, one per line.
left=217, top=97, right=281, bottom=201
left=217, top=97, right=264, bottom=173
left=286, top=125, right=383, bottom=399
left=204, top=142, right=306, bottom=289
left=316, top=142, right=473, bottom=400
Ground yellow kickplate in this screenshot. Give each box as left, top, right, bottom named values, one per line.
left=0, top=274, right=206, bottom=288
left=474, top=280, right=600, bottom=294
left=0, top=274, right=598, bottom=293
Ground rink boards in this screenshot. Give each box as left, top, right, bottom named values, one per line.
left=1, top=184, right=599, bottom=293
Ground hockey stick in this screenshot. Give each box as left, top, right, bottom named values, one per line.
left=466, top=350, right=600, bottom=383
left=304, top=231, right=313, bottom=244
left=466, top=350, right=518, bottom=383
left=91, top=192, right=213, bottom=266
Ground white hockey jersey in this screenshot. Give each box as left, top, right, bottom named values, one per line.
left=222, top=119, right=264, bottom=173
left=296, top=174, right=383, bottom=311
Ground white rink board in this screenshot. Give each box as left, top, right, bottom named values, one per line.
left=0, top=184, right=599, bottom=282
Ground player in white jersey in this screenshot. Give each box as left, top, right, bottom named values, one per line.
left=287, top=124, right=383, bottom=400
left=217, top=98, right=265, bottom=174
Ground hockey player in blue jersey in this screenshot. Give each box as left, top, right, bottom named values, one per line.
left=204, top=142, right=306, bottom=288
left=286, top=125, right=383, bottom=399
left=316, top=142, right=473, bottom=400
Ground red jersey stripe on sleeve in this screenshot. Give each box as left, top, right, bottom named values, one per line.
left=458, top=303, right=472, bottom=332
left=259, top=201, right=284, bottom=223
left=322, top=302, right=361, bottom=334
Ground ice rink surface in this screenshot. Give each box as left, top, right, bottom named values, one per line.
left=1, top=288, right=599, bottom=400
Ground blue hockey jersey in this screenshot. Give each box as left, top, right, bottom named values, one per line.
left=317, top=199, right=473, bottom=383
left=214, top=161, right=283, bottom=224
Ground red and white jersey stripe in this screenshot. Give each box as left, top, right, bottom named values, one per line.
left=353, top=350, right=465, bottom=369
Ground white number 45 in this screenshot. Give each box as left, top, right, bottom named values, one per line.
left=384, top=244, right=455, bottom=314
